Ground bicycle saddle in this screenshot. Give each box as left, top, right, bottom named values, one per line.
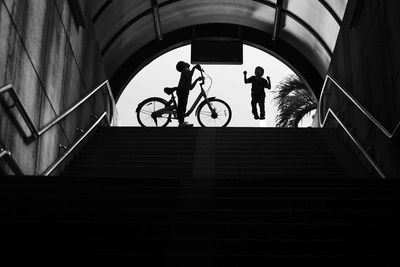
left=164, top=87, right=177, bottom=95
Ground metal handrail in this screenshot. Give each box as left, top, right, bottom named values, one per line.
left=0, top=84, right=40, bottom=139
left=319, top=74, right=391, bottom=178
left=0, top=81, right=116, bottom=141
left=320, top=108, right=386, bottom=178
left=0, top=80, right=117, bottom=176
left=39, top=80, right=115, bottom=135
left=42, top=112, right=108, bottom=176
left=320, top=75, right=399, bottom=138
left=0, top=148, right=24, bottom=175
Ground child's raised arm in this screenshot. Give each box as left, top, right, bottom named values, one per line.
left=243, top=71, right=250, bottom=84
left=190, top=64, right=202, bottom=77
left=266, top=76, right=271, bottom=89
left=190, top=77, right=204, bottom=90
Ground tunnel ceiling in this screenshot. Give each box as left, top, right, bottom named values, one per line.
left=87, top=0, right=348, bottom=98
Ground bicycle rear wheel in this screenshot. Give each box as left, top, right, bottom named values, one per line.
left=197, top=99, right=232, bottom=127
left=136, top=97, right=172, bottom=127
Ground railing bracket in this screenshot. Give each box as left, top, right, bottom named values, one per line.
left=76, top=128, right=85, bottom=135
left=7, top=101, right=16, bottom=109
left=349, top=127, right=357, bottom=134
left=59, top=144, right=68, bottom=151
left=366, top=147, right=375, bottom=155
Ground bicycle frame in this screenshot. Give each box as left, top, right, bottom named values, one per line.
left=152, top=70, right=215, bottom=120
left=185, top=87, right=210, bottom=117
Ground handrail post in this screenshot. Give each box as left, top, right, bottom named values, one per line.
left=105, top=81, right=118, bottom=126
left=0, top=84, right=40, bottom=141
left=0, top=148, right=24, bottom=176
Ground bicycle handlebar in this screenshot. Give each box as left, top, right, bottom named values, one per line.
left=198, top=66, right=205, bottom=86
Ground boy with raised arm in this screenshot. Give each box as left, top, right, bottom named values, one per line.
left=175, top=61, right=203, bottom=127
left=243, top=66, right=271, bottom=120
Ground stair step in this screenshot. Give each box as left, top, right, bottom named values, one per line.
left=4, top=254, right=396, bottom=266
left=2, top=221, right=399, bottom=239
left=2, top=200, right=398, bottom=212
left=2, top=209, right=399, bottom=224
left=2, top=127, right=389, bottom=261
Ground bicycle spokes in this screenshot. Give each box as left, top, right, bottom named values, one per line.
left=197, top=99, right=232, bottom=127
left=137, top=98, right=172, bottom=127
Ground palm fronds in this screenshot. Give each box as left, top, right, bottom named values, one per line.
left=274, top=75, right=317, bottom=128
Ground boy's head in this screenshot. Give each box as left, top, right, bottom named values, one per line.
left=176, top=61, right=189, bottom=72
left=255, top=66, right=264, bottom=77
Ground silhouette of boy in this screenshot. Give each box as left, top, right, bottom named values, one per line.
left=176, top=61, right=203, bottom=127
left=243, top=66, right=271, bottom=120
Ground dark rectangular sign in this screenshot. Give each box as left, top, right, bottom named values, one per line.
left=191, top=38, right=243, bottom=65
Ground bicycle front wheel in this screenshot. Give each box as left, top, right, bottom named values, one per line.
left=197, top=99, right=232, bottom=127
left=136, top=97, right=171, bottom=127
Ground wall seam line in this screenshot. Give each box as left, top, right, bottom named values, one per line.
left=54, top=1, right=89, bottom=93
left=1, top=0, right=60, bottom=126
left=350, top=1, right=381, bottom=81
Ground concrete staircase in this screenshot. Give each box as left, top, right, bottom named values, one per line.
left=1, top=127, right=399, bottom=265
left=64, top=127, right=368, bottom=178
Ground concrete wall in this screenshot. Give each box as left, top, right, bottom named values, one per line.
left=0, top=0, right=107, bottom=175
left=324, top=0, right=400, bottom=177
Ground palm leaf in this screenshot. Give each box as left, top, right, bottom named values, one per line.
left=273, top=75, right=317, bottom=128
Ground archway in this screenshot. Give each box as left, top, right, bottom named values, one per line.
left=87, top=1, right=347, bottom=100
left=110, top=24, right=323, bottom=102
left=116, top=44, right=316, bottom=127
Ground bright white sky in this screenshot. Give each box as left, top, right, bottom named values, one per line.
left=116, top=44, right=315, bottom=128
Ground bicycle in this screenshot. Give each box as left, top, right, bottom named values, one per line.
left=136, top=67, right=232, bottom=127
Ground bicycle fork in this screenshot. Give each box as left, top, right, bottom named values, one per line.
left=202, top=93, right=218, bottom=119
